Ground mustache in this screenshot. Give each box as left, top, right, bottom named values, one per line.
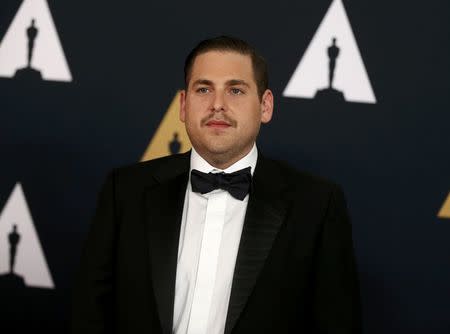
left=201, top=114, right=237, bottom=127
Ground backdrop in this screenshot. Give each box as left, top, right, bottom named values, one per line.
left=1, top=0, right=449, bottom=332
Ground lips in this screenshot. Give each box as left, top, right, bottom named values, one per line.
left=205, top=120, right=231, bottom=128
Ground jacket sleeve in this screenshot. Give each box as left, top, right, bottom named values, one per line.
left=313, top=185, right=363, bottom=333
left=71, top=170, right=118, bottom=334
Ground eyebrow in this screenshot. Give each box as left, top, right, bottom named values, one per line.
left=226, top=79, right=250, bottom=88
left=191, top=79, right=251, bottom=88
left=192, top=79, right=213, bottom=87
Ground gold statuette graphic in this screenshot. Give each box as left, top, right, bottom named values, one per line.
left=437, top=192, right=450, bottom=219
left=141, top=91, right=191, bottom=161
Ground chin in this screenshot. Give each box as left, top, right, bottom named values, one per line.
left=199, top=136, right=230, bottom=150
left=205, top=144, right=234, bottom=156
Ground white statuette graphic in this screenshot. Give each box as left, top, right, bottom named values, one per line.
left=0, top=183, right=55, bottom=289
left=0, top=0, right=72, bottom=82
left=283, top=0, right=376, bottom=104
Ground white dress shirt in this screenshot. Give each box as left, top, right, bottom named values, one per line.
left=172, top=144, right=258, bottom=334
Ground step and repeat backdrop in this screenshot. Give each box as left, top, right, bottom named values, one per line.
left=1, top=0, right=449, bottom=332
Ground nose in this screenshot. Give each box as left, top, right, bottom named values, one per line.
left=211, top=91, right=226, bottom=112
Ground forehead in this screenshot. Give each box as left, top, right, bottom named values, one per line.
left=189, top=51, right=254, bottom=84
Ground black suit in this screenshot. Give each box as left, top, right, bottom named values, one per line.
left=71, top=151, right=362, bottom=333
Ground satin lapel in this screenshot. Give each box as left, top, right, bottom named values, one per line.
left=145, top=163, right=189, bottom=334
left=224, top=156, right=290, bottom=334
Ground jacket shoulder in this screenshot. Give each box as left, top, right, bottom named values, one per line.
left=261, top=157, right=341, bottom=196
left=109, top=152, right=190, bottom=189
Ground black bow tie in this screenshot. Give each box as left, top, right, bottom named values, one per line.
left=190, top=167, right=252, bottom=201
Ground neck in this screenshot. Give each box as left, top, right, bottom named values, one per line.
left=196, top=145, right=254, bottom=170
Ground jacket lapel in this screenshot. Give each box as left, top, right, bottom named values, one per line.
left=144, top=153, right=189, bottom=334
left=224, top=155, right=291, bottom=334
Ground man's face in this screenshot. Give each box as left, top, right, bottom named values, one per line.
left=180, top=50, right=273, bottom=167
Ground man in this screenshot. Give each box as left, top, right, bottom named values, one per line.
left=8, top=224, right=21, bottom=273
left=26, top=19, right=38, bottom=68
left=327, top=37, right=340, bottom=89
left=71, top=36, right=362, bottom=334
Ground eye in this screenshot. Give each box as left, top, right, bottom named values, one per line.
left=196, top=87, right=210, bottom=94
left=230, top=87, right=243, bottom=95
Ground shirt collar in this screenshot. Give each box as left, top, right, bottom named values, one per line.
left=189, top=143, right=258, bottom=176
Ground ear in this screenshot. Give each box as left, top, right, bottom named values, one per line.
left=260, top=89, right=274, bottom=124
left=179, top=89, right=186, bottom=123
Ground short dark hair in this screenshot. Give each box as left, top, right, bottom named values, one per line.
left=184, top=36, right=269, bottom=99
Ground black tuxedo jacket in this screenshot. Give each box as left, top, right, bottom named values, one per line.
left=71, top=151, right=362, bottom=334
